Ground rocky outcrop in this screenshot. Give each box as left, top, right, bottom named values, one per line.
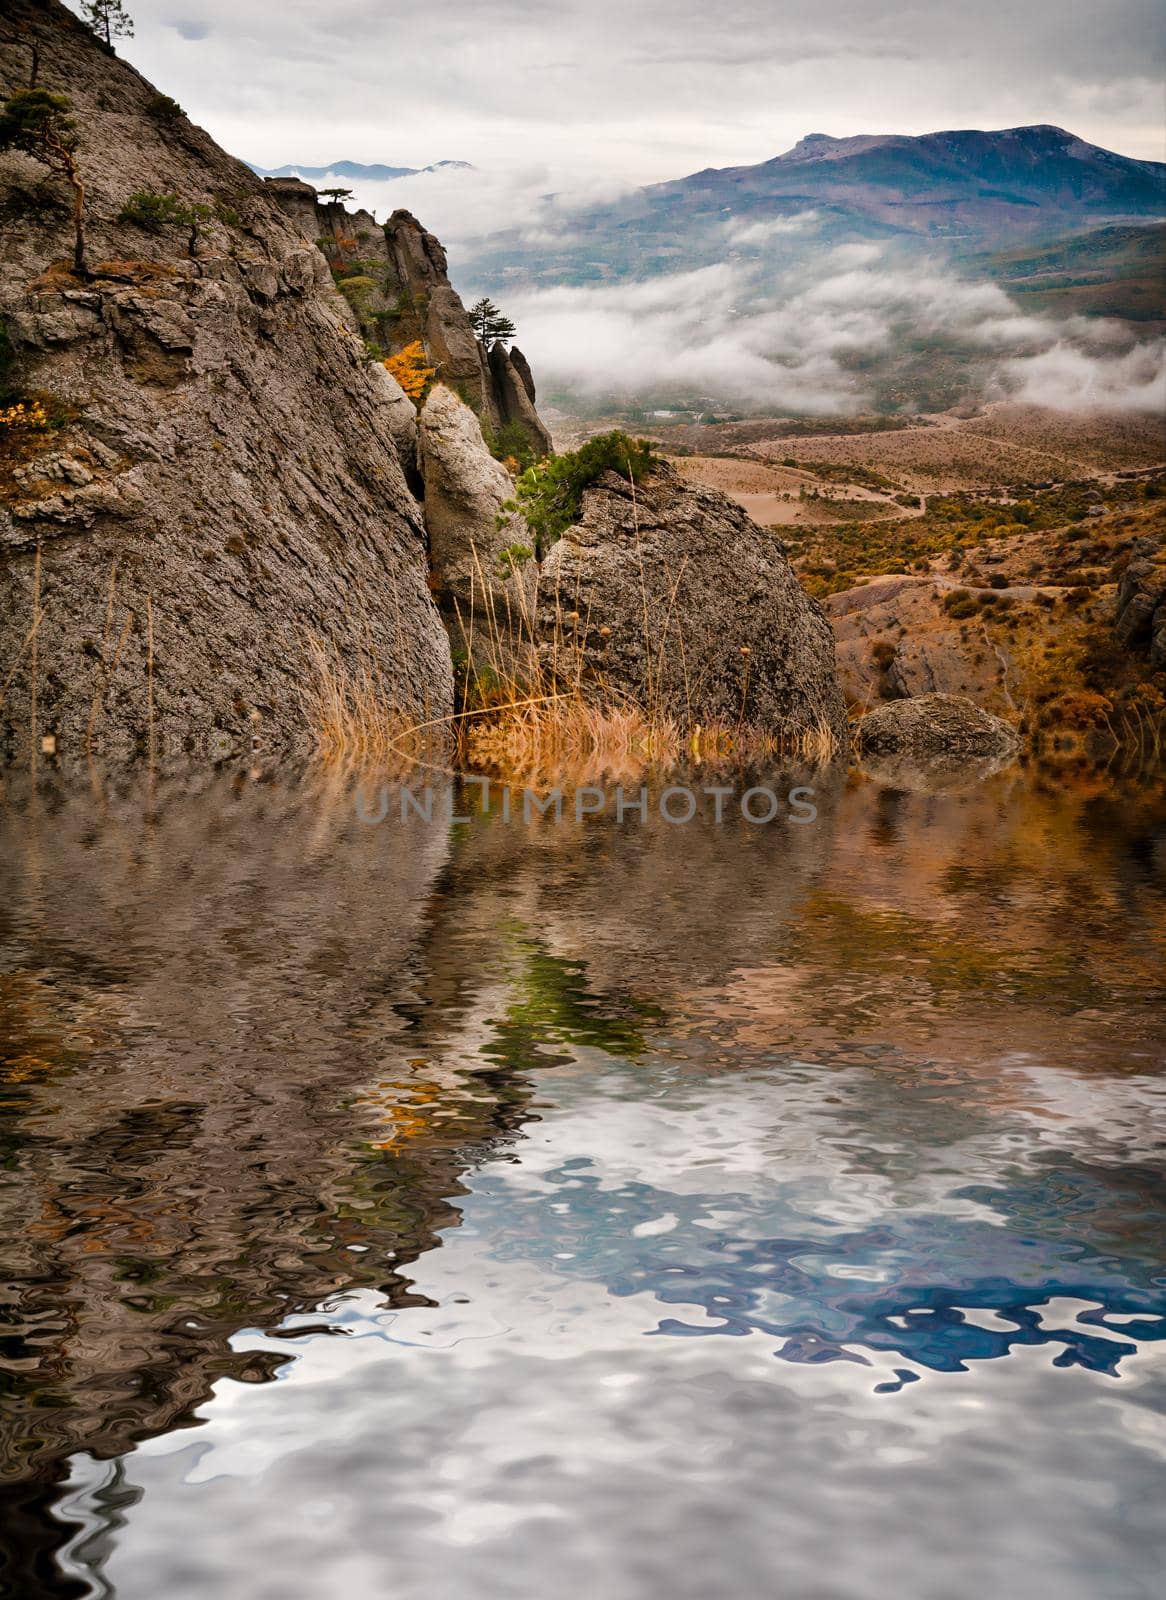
left=487, top=340, right=553, bottom=457
left=855, top=693, right=1019, bottom=759
left=418, top=384, right=529, bottom=606
left=265, top=182, right=552, bottom=460
left=0, top=0, right=452, bottom=757
left=1115, top=534, right=1166, bottom=669
left=536, top=464, right=847, bottom=740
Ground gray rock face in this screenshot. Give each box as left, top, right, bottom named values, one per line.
left=418, top=385, right=529, bottom=607
left=855, top=693, right=1019, bottom=759
left=265, top=184, right=552, bottom=460
left=1115, top=535, right=1166, bottom=670
left=0, top=0, right=452, bottom=758
left=509, top=346, right=538, bottom=405
left=487, top=342, right=553, bottom=458
left=536, top=465, right=847, bottom=741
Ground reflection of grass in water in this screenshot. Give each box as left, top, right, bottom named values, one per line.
left=482, top=932, right=667, bottom=1073
left=355, top=929, right=665, bottom=1162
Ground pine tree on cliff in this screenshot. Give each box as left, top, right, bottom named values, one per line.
left=0, top=90, right=87, bottom=274
left=81, top=1, right=135, bottom=51
left=469, top=298, right=517, bottom=350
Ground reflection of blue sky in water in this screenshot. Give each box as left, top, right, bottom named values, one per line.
left=79, top=1050, right=1165, bottom=1600
left=14, top=767, right=1162, bottom=1600
left=455, top=1059, right=1166, bottom=1381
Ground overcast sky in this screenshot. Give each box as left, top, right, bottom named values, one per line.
left=103, top=0, right=1164, bottom=181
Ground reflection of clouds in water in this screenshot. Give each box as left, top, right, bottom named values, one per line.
left=465, top=1064, right=1166, bottom=1376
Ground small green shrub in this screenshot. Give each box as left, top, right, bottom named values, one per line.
left=943, top=588, right=979, bottom=620
left=496, top=542, right=534, bottom=572
left=488, top=418, right=540, bottom=473
left=504, top=431, right=655, bottom=556
left=119, top=189, right=190, bottom=232
left=146, top=93, right=185, bottom=122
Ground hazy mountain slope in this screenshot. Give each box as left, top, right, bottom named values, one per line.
left=458, top=126, right=1166, bottom=294
left=965, top=222, right=1166, bottom=324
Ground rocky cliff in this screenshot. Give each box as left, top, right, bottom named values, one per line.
left=0, top=0, right=846, bottom=762
left=0, top=0, right=452, bottom=758
left=264, top=178, right=552, bottom=460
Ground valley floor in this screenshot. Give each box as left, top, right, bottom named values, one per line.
left=646, top=405, right=1166, bottom=747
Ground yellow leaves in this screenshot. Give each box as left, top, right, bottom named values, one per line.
left=0, top=400, right=47, bottom=431
left=384, top=340, right=436, bottom=404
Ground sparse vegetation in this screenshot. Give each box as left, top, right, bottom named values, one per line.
left=504, top=432, right=656, bottom=556
left=0, top=89, right=87, bottom=273
left=145, top=93, right=184, bottom=122
left=487, top=418, right=541, bottom=474
left=118, top=190, right=220, bottom=255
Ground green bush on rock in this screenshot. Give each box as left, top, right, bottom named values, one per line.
left=504, top=431, right=655, bottom=557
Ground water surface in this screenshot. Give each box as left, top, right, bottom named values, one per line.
left=1, top=760, right=1164, bottom=1598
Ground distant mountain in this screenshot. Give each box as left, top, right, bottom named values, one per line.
left=457, top=125, right=1166, bottom=293
left=249, top=159, right=474, bottom=181
left=657, top=126, right=1165, bottom=236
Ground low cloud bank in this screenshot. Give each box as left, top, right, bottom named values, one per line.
left=310, top=161, right=633, bottom=251
left=298, top=163, right=1164, bottom=415
left=998, top=340, right=1166, bottom=412
left=505, top=248, right=1165, bottom=414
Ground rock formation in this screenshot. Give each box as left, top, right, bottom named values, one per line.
left=536, top=464, right=848, bottom=741
left=264, top=181, right=552, bottom=459
left=0, top=2, right=844, bottom=762
left=418, top=383, right=530, bottom=605
left=855, top=693, right=1019, bottom=759
left=1115, top=534, right=1166, bottom=669
left=0, top=0, right=451, bottom=758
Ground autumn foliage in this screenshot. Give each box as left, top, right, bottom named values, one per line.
left=384, top=341, right=436, bottom=403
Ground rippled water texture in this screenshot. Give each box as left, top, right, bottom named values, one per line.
left=1, top=762, right=1164, bottom=1599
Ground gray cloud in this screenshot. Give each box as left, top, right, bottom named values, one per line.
left=120, top=1, right=1164, bottom=179
left=502, top=250, right=1166, bottom=414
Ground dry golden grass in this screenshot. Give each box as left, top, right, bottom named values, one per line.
left=301, top=519, right=843, bottom=783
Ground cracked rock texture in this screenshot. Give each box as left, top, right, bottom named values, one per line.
left=0, top=0, right=452, bottom=757
left=855, top=693, right=1019, bottom=759
left=418, top=384, right=529, bottom=606
left=1115, top=534, right=1166, bottom=670
left=536, top=464, right=848, bottom=739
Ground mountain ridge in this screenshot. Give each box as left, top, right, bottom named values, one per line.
left=453, top=124, right=1166, bottom=294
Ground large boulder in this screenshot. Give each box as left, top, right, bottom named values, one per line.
left=0, top=0, right=452, bottom=758
left=1115, top=534, right=1166, bottom=669
left=855, top=693, right=1019, bottom=759
left=536, top=464, right=847, bottom=741
left=418, top=385, right=530, bottom=608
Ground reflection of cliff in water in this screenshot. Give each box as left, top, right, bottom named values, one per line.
left=0, top=766, right=843, bottom=1482
left=1, top=759, right=1164, bottom=1586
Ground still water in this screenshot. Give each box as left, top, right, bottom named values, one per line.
left=1, top=760, right=1164, bottom=1599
